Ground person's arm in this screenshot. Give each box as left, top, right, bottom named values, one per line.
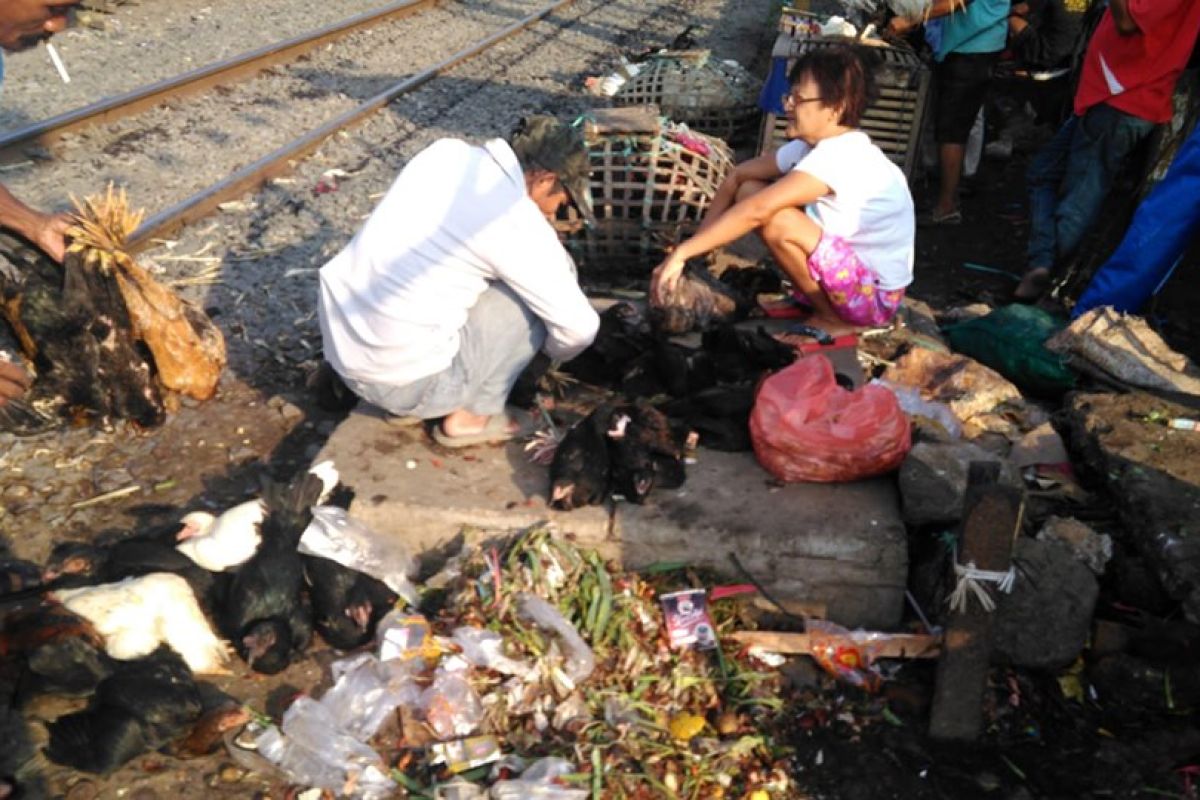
left=485, top=206, right=600, bottom=362
left=695, top=152, right=784, bottom=234
left=1107, top=0, right=1140, bottom=35
left=0, top=0, right=77, bottom=50
left=650, top=169, right=831, bottom=303
left=0, top=359, right=31, bottom=406
left=0, top=183, right=69, bottom=262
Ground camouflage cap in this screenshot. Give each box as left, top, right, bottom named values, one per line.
left=509, top=115, right=595, bottom=226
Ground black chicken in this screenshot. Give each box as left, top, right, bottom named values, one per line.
left=702, top=324, right=796, bottom=383
left=44, top=646, right=203, bottom=774
left=563, top=302, right=652, bottom=388
left=0, top=660, right=46, bottom=800
left=217, top=472, right=317, bottom=674
left=663, top=385, right=757, bottom=451
left=651, top=261, right=745, bottom=335
left=549, top=405, right=615, bottom=510
left=0, top=228, right=164, bottom=433
left=606, top=402, right=686, bottom=503
left=303, top=555, right=397, bottom=651
left=43, top=534, right=216, bottom=608
left=0, top=601, right=114, bottom=699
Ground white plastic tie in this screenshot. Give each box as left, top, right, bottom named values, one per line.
left=948, top=559, right=1016, bottom=614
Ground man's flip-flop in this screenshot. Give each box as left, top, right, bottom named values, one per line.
left=432, top=413, right=529, bottom=449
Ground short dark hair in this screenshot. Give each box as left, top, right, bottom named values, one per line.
left=787, top=45, right=879, bottom=127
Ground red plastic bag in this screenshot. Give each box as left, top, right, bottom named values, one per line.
left=750, top=355, right=911, bottom=482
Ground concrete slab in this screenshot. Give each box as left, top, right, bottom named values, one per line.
left=316, top=405, right=908, bottom=629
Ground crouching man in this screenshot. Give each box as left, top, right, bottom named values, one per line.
left=317, top=116, right=599, bottom=447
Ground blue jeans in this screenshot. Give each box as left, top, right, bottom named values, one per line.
left=1025, top=103, right=1156, bottom=272
left=344, top=282, right=547, bottom=419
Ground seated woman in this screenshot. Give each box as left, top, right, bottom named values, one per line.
left=651, top=45, right=915, bottom=337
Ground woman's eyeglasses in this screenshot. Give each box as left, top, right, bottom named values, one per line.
left=781, top=93, right=824, bottom=109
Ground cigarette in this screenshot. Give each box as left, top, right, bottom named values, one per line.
left=46, top=42, right=71, bottom=84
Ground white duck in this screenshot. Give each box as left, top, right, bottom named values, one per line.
left=176, top=460, right=339, bottom=572
left=51, top=572, right=230, bottom=674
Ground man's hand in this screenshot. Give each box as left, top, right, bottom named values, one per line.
left=887, top=16, right=917, bottom=36
left=0, top=359, right=31, bottom=407
left=650, top=250, right=687, bottom=306
left=0, top=0, right=76, bottom=50
left=32, top=211, right=71, bottom=263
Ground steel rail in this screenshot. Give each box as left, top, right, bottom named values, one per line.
left=0, top=0, right=443, bottom=163
left=128, top=0, right=578, bottom=250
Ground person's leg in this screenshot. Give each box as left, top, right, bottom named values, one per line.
left=757, top=205, right=836, bottom=319
left=1053, top=103, right=1156, bottom=263
left=1016, top=114, right=1077, bottom=299
left=930, top=53, right=996, bottom=220
left=441, top=281, right=547, bottom=436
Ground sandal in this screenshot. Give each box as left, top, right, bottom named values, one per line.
left=917, top=208, right=962, bottom=227
left=432, top=411, right=533, bottom=449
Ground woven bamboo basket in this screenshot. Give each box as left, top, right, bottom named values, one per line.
left=612, top=51, right=761, bottom=141
left=555, top=106, right=734, bottom=275
left=759, top=34, right=931, bottom=178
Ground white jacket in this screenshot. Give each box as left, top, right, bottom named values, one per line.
left=318, top=138, right=599, bottom=384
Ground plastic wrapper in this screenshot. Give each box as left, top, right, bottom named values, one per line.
left=516, top=592, right=596, bottom=683
left=750, top=355, right=911, bottom=482
left=804, top=620, right=889, bottom=693
left=255, top=697, right=396, bottom=799
left=422, top=658, right=484, bottom=740
left=660, top=589, right=717, bottom=651
left=299, top=506, right=419, bottom=603
left=322, top=653, right=423, bottom=741
left=377, top=609, right=440, bottom=663
left=871, top=379, right=962, bottom=439
left=452, top=626, right=533, bottom=677
left=430, top=735, right=502, bottom=773
left=489, top=757, right=588, bottom=800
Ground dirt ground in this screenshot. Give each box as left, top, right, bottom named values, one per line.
left=3, top=1, right=1200, bottom=798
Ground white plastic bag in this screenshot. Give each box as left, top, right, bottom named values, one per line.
left=299, top=506, right=419, bottom=604
left=452, top=627, right=533, bottom=677
left=322, top=653, right=423, bottom=741
left=516, top=593, right=596, bottom=684
left=490, top=757, right=588, bottom=800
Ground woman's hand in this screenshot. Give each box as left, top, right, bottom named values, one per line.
left=650, top=250, right=688, bottom=305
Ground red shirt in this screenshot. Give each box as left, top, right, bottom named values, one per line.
left=1074, top=0, right=1200, bottom=123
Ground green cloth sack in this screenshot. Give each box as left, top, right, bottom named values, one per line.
left=944, top=304, right=1077, bottom=396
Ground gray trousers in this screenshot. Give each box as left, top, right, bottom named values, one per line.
left=344, top=282, right=546, bottom=419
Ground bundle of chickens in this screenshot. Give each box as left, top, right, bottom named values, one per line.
left=0, top=461, right=408, bottom=787
left=0, top=185, right=226, bottom=434
left=543, top=266, right=795, bottom=509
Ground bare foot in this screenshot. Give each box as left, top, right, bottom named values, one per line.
left=441, top=409, right=518, bottom=437
left=1014, top=267, right=1051, bottom=302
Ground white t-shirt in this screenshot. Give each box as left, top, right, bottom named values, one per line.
left=318, top=138, right=599, bottom=385
left=775, top=132, right=915, bottom=290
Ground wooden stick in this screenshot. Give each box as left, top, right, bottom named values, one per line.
left=928, top=462, right=1024, bottom=741
left=728, top=630, right=941, bottom=659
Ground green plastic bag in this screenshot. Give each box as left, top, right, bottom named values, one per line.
left=944, top=305, right=1077, bottom=396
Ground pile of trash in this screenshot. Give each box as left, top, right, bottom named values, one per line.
left=230, top=526, right=794, bottom=799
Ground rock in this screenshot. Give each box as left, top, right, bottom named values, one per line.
left=1036, top=516, right=1111, bottom=575
left=993, top=537, right=1098, bottom=669
left=1008, top=422, right=1069, bottom=468
left=1063, top=391, right=1200, bottom=623
left=279, top=401, right=305, bottom=424
left=1088, top=652, right=1200, bottom=714
left=94, top=467, right=133, bottom=493
left=897, top=441, right=1022, bottom=527
left=3, top=483, right=32, bottom=501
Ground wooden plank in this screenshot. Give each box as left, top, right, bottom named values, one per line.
left=928, top=462, right=1025, bottom=741
left=729, top=630, right=941, bottom=659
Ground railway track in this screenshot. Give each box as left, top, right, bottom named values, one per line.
left=0, top=0, right=651, bottom=256
left=0, top=0, right=444, bottom=163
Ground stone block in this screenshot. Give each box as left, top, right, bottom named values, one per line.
left=898, top=441, right=1022, bottom=527
left=316, top=406, right=909, bottom=629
